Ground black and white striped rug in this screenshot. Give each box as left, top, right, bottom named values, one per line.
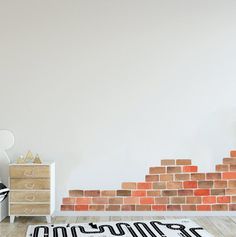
left=26, top=219, right=213, bottom=237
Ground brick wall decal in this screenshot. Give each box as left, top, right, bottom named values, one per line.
left=61, top=150, right=236, bottom=211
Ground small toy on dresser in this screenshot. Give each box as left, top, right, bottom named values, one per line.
left=16, top=150, right=42, bottom=164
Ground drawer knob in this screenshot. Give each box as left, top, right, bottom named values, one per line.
left=25, top=183, right=35, bottom=189
left=24, top=170, right=34, bottom=177
left=25, top=195, right=35, bottom=201
left=24, top=208, right=34, bottom=214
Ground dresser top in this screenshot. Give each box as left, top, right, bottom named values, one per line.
left=10, top=161, right=55, bottom=166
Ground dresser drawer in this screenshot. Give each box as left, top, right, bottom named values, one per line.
left=10, top=179, right=50, bottom=190
left=10, top=204, right=50, bottom=215
left=10, top=191, right=50, bottom=203
left=10, top=165, right=50, bottom=178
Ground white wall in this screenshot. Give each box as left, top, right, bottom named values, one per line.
left=1, top=0, right=236, bottom=213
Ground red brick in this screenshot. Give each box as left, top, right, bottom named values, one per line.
left=152, top=205, right=167, bottom=211
left=183, top=181, right=197, bottom=189
left=183, top=166, right=198, bottom=173
left=229, top=204, right=236, bottom=211
left=121, top=205, right=135, bottom=211
left=106, top=205, right=120, bottom=211
left=167, top=205, right=181, bottom=211
left=109, top=197, right=123, bottom=204
left=178, top=190, right=193, bottom=196
left=229, top=180, right=236, bottom=188
left=84, top=190, right=100, bottom=197
left=211, top=189, right=225, bottom=195
left=203, top=196, right=216, bottom=204
left=76, top=197, right=91, bottom=205
left=226, top=189, right=236, bottom=195
left=161, top=159, right=175, bottom=165
left=197, top=205, right=211, bottom=211
left=61, top=205, right=75, bottom=211
left=198, top=181, right=213, bottom=188
left=230, top=151, right=236, bottom=157
left=223, top=158, right=236, bottom=165
left=175, top=174, right=190, bottom=181
left=155, top=197, right=169, bottom=204
left=167, top=182, right=183, bottom=189
left=153, top=182, right=166, bottom=189
left=206, top=173, right=221, bottom=180
left=137, top=182, right=152, bottom=189
left=69, top=190, right=83, bottom=197
left=140, top=197, right=154, bottom=204
left=223, top=172, right=236, bottom=179
left=186, top=197, right=201, bottom=204
left=63, top=197, right=76, bottom=205
left=147, top=190, right=161, bottom=196
left=89, top=205, right=105, bottom=211
left=145, top=175, right=159, bottom=182
left=74, top=205, right=88, bottom=211
left=122, top=182, right=136, bottom=189
left=217, top=196, right=230, bottom=203
left=136, top=205, right=151, bottom=211
left=212, top=204, right=228, bottom=211
left=92, top=197, right=108, bottom=204
left=160, top=174, right=173, bottom=181
left=176, top=159, right=192, bottom=165
left=167, top=166, right=182, bottom=173
left=171, top=197, right=185, bottom=204
left=132, top=190, right=146, bottom=196
left=149, top=167, right=166, bottom=174
left=124, top=197, right=139, bottom=205
left=214, top=181, right=227, bottom=188
left=101, top=190, right=116, bottom=196
left=182, top=205, right=196, bottom=211
left=216, top=164, right=229, bottom=172
left=194, top=189, right=210, bottom=196
left=191, top=173, right=205, bottom=180
left=162, top=190, right=177, bottom=196
left=117, top=190, right=131, bottom=196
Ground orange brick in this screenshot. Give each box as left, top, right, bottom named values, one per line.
left=216, top=164, right=229, bottom=172
left=149, top=167, right=166, bottom=174
left=214, top=181, right=227, bottom=188
left=162, top=190, right=177, bottom=196
left=117, top=190, right=131, bottom=196
left=167, top=166, right=182, bottom=173
left=206, top=173, right=221, bottom=180
left=223, top=158, right=236, bottom=165
left=183, top=166, right=198, bottom=173
left=182, top=205, right=196, bottom=211
left=171, top=197, right=185, bottom=204
left=217, top=196, right=230, bottom=203
left=152, top=205, right=167, bottom=211
left=178, top=190, right=193, bottom=196
left=153, top=182, right=166, bottom=189
left=167, top=182, right=183, bottom=189
left=160, top=174, right=173, bottom=181
left=229, top=204, right=236, bottom=211
left=109, top=197, right=123, bottom=204
left=145, top=175, right=159, bottom=182
left=92, top=197, right=108, bottom=204
left=69, top=190, right=83, bottom=197
left=137, top=182, right=152, bottom=189
left=176, top=159, right=192, bottom=165
left=74, top=205, right=88, bottom=211
left=121, top=205, right=135, bottom=211
left=191, top=173, right=205, bottom=180
left=223, top=172, right=236, bottom=179
left=183, top=181, right=197, bottom=189
left=63, top=197, right=76, bottom=205
left=198, top=181, right=213, bottom=188
left=194, top=189, right=210, bottom=196
left=106, top=205, right=120, bottom=211
left=136, top=205, right=151, bottom=211
left=229, top=180, right=236, bottom=188
left=203, top=196, right=216, bottom=204
left=101, top=190, right=116, bottom=196
left=175, top=174, right=190, bottom=181
left=230, top=151, right=236, bottom=157
left=84, top=190, right=100, bottom=197
left=140, top=197, right=154, bottom=204
left=155, top=197, right=169, bottom=204
left=167, top=205, right=181, bottom=211
left=122, top=182, right=136, bottom=189
left=197, top=205, right=211, bottom=211
left=147, top=190, right=161, bottom=196
left=61, top=205, right=75, bottom=211
left=76, top=197, right=91, bottom=205
left=132, top=190, right=146, bottom=196
left=124, top=197, right=139, bottom=205
left=161, top=159, right=175, bottom=165
left=212, top=204, right=228, bottom=211
left=186, top=197, right=201, bottom=204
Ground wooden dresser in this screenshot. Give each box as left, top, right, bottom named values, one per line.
left=9, top=162, right=55, bottom=223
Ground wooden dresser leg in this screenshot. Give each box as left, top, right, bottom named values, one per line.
left=46, top=216, right=51, bottom=223
left=10, top=216, right=15, bottom=223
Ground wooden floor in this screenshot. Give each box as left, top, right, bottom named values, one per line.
left=0, top=216, right=236, bottom=236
